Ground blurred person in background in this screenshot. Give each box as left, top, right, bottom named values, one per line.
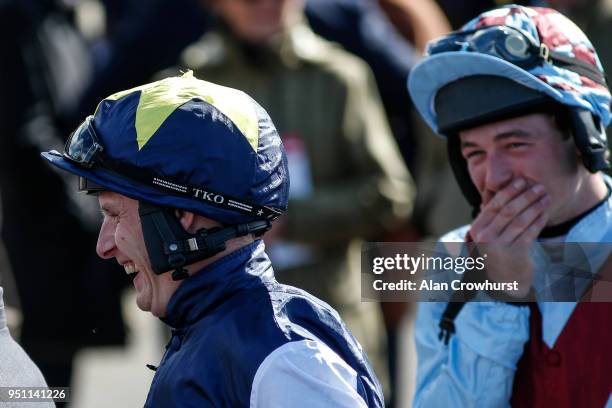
left=75, top=0, right=442, bottom=170
left=160, top=0, right=415, bottom=400
left=0, top=0, right=126, bottom=397
left=42, top=72, right=385, bottom=407
left=305, top=0, right=450, bottom=169
left=385, top=0, right=474, bottom=239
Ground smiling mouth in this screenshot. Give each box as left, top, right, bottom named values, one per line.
left=123, top=263, right=139, bottom=281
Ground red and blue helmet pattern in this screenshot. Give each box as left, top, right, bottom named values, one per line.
left=467, top=6, right=609, bottom=122
left=409, top=5, right=611, bottom=133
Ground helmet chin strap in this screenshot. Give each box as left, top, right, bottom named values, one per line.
left=138, top=202, right=271, bottom=281
left=570, top=108, right=610, bottom=173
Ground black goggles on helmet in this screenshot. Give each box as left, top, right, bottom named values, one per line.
left=426, top=25, right=607, bottom=86
left=60, top=115, right=283, bottom=221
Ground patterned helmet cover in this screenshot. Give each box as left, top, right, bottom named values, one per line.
left=408, top=5, right=611, bottom=134
left=42, top=72, right=289, bottom=225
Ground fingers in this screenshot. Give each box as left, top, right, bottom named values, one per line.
left=472, top=177, right=527, bottom=232
left=471, top=178, right=548, bottom=242
left=498, top=190, right=550, bottom=242
left=513, top=211, right=549, bottom=244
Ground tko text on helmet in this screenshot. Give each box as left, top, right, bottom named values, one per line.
left=193, top=189, right=225, bottom=204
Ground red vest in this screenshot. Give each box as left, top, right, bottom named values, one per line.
left=511, top=302, right=612, bottom=407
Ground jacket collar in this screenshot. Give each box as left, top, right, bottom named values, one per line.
left=161, top=240, right=274, bottom=329
left=566, top=174, right=612, bottom=243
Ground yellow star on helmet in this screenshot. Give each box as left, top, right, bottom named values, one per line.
left=100, top=71, right=259, bottom=151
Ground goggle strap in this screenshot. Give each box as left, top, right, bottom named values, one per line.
left=121, top=165, right=284, bottom=221
left=429, top=26, right=608, bottom=87
left=63, top=117, right=284, bottom=221
left=549, top=51, right=607, bottom=87
left=80, top=151, right=282, bottom=220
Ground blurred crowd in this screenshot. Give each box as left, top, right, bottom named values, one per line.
left=0, top=0, right=609, bottom=406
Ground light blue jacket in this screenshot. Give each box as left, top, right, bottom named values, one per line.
left=413, top=176, right=612, bottom=407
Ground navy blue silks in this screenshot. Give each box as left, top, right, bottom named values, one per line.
left=145, top=241, right=384, bottom=407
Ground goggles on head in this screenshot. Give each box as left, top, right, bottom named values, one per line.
left=426, top=25, right=607, bottom=86
left=65, top=116, right=104, bottom=168
left=427, top=25, right=547, bottom=69
left=60, top=115, right=283, bottom=221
